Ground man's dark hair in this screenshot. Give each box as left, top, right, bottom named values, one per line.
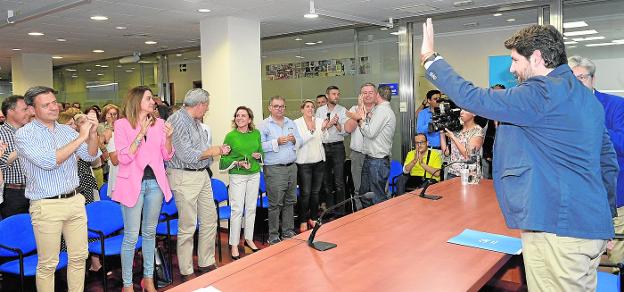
left=378, top=85, right=392, bottom=102
left=415, top=132, right=428, bottom=141
left=504, top=24, right=567, bottom=68
left=491, top=84, right=506, bottom=89
left=426, top=90, right=441, bottom=100
left=24, top=86, right=56, bottom=107
left=2, top=95, right=25, bottom=117
left=325, top=85, right=339, bottom=95
left=316, top=94, right=327, bottom=100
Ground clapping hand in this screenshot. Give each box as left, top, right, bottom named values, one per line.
left=251, top=152, right=262, bottom=160
left=86, top=112, right=99, bottom=134
left=220, top=144, right=231, bottom=155
left=163, top=122, right=173, bottom=138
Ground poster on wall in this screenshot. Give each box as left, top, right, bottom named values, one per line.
left=265, top=57, right=362, bottom=80
left=488, top=55, right=517, bottom=89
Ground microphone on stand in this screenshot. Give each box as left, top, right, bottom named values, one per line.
left=308, top=194, right=366, bottom=251
left=417, top=156, right=479, bottom=200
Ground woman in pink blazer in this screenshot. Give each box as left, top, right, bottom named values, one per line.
left=113, top=86, right=174, bottom=292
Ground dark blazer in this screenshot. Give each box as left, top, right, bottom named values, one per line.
left=595, top=90, right=624, bottom=208
left=425, top=59, right=618, bottom=240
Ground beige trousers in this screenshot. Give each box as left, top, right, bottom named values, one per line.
left=29, top=194, right=88, bottom=292
left=605, top=206, right=624, bottom=272
left=168, top=168, right=217, bottom=276
left=521, top=231, right=606, bottom=292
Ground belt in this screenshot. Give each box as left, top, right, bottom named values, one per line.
left=44, top=189, right=77, bottom=200
left=182, top=167, right=209, bottom=172
left=91, top=165, right=104, bottom=170
left=365, top=155, right=390, bottom=160
left=5, top=183, right=26, bottom=190
left=274, top=162, right=294, bottom=167
left=323, top=141, right=344, bottom=146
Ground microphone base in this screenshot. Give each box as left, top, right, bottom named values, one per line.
left=310, top=241, right=337, bottom=251
left=419, top=193, right=442, bottom=200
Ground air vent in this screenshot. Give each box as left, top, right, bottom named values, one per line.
left=394, top=4, right=439, bottom=15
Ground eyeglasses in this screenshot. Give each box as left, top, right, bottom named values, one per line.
left=415, top=141, right=427, bottom=145
left=271, top=105, right=286, bottom=109
left=575, top=73, right=592, bottom=81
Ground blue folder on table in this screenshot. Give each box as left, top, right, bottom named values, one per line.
left=447, top=229, right=522, bottom=255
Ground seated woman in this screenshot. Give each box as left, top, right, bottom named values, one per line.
left=440, top=109, right=484, bottom=179
left=399, top=133, right=442, bottom=193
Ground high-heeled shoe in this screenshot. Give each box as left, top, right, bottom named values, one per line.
left=140, top=278, right=157, bottom=292
left=244, top=240, right=260, bottom=253
left=308, top=219, right=317, bottom=229
left=230, top=245, right=241, bottom=260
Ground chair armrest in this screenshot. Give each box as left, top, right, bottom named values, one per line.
left=0, top=243, right=23, bottom=257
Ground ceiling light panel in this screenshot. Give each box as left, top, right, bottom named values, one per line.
left=563, top=29, right=598, bottom=37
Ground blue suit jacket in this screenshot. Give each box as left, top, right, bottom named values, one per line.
left=595, top=90, right=624, bottom=208
left=425, top=59, right=618, bottom=239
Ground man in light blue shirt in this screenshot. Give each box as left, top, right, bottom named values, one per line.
left=16, top=86, right=100, bottom=292
left=416, top=90, right=442, bottom=149
left=260, top=96, right=301, bottom=245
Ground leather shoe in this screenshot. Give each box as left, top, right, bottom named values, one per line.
left=182, top=273, right=197, bottom=282
left=197, top=264, right=217, bottom=274
left=268, top=237, right=281, bottom=245
left=244, top=241, right=260, bottom=252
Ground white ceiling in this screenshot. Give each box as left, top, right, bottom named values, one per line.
left=0, top=0, right=539, bottom=78
left=0, top=0, right=622, bottom=80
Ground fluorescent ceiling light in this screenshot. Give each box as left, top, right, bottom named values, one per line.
left=295, top=55, right=305, bottom=59
left=304, top=0, right=318, bottom=18
left=564, top=41, right=578, bottom=45
left=316, top=40, right=323, bottom=44
left=390, top=31, right=402, bottom=35
left=94, top=64, right=101, bottom=67
left=115, top=26, right=127, bottom=30
left=295, top=37, right=303, bottom=41
left=176, top=53, right=182, bottom=57
left=305, top=42, right=316, bottom=45
left=97, top=73, right=104, bottom=76
left=572, top=36, right=605, bottom=41
left=86, top=69, right=92, bottom=71
left=563, top=21, right=588, bottom=29
left=493, top=13, right=502, bottom=17
left=585, top=43, right=620, bottom=47
left=563, top=29, right=597, bottom=37
left=66, top=68, right=77, bottom=72
left=145, top=41, right=157, bottom=45
left=11, top=48, right=21, bottom=51
left=56, top=38, right=67, bottom=42
left=506, top=18, right=516, bottom=22
left=612, top=39, right=624, bottom=43
left=125, top=70, right=133, bottom=73
left=92, top=49, right=104, bottom=53
left=116, top=65, right=122, bottom=68
left=28, top=32, right=44, bottom=36
left=100, top=65, right=109, bottom=68
left=90, top=15, right=108, bottom=21
left=52, top=56, right=63, bottom=59
left=198, top=8, right=211, bottom=13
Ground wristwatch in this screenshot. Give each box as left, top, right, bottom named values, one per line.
left=422, top=52, right=440, bottom=66
left=134, top=138, right=142, bottom=146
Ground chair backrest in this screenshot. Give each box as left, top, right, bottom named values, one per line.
left=0, top=214, right=37, bottom=257
left=86, top=201, right=125, bottom=237
left=161, top=197, right=178, bottom=217
left=211, top=178, right=229, bottom=203
left=259, top=172, right=266, bottom=194
left=99, top=182, right=111, bottom=201
left=389, top=160, right=403, bottom=182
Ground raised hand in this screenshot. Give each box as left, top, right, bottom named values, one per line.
left=79, top=119, right=93, bottom=140
left=163, top=122, right=173, bottom=138
left=86, top=112, right=99, bottom=134
left=421, top=18, right=435, bottom=63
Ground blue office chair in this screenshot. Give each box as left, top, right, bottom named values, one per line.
left=257, top=172, right=268, bottom=208
left=156, top=198, right=178, bottom=272
left=597, top=233, right=624, bottom=292
left=99, top=182, right=112, bottom=201
left=86, top=200, right=142, bottom=292
left=0, top=214, right=68, bottom=292
left=388, top=160, right=403, bottom=197
left=212, top=178, right=231, bottom=262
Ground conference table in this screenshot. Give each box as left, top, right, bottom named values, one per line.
left=169, top=179, right=522, bottom=292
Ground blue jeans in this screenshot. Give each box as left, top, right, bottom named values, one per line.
left=359, top=156, right=390, bottom=208
left=120, top=179, right=163, bottom=287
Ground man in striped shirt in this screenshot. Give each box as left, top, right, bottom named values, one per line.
left=15, top=86, right=100, bottom=292
left=0, top=95, right=30, bottom=218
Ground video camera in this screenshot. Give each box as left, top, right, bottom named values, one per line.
left=427, top=100, right=462, bottom=132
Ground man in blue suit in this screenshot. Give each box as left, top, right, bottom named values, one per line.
left=569, top=55, right=624, bottom=271
left=420, top=19, right=619, bottom=291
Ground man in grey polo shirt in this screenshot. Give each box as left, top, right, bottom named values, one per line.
left=167, top=88, right=230, bottom=280
left=349, top=85, right=396, bottom=208
left=315, top=85, right=348, bottom=217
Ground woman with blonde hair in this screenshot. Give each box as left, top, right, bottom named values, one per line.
left=113, top=86, right=174, bottom=292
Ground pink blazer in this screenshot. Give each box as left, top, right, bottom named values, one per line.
left=112, top=118, right=174, bottom=207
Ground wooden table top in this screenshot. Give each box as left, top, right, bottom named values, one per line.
left=168, top=179, right=520, bottom=292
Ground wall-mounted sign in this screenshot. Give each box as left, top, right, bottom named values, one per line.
left=179, top=64, right=187, bottom=72
left=379, top=83, right=398, bottom=96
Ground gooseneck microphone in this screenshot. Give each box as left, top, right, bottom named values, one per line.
left=308, top=195, right=365, bottom=251
left=418, top=156, right=478, bottom=200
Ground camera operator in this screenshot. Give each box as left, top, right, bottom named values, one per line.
left=421, top=19, right=618, bottom=291
left=416, top=90, right=442, bottom=150
left=440, top=109, right=484, bottom=179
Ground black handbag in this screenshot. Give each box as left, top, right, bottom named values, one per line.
left=154, top=246, right=173, bottom=288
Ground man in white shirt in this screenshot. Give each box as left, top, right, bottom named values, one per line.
left=315, top=86, right=348, bottom=217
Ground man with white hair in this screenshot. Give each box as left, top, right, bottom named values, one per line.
left=569, top=55, right=624, bottom=270
left=167, top=88, right=231, bottom=280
